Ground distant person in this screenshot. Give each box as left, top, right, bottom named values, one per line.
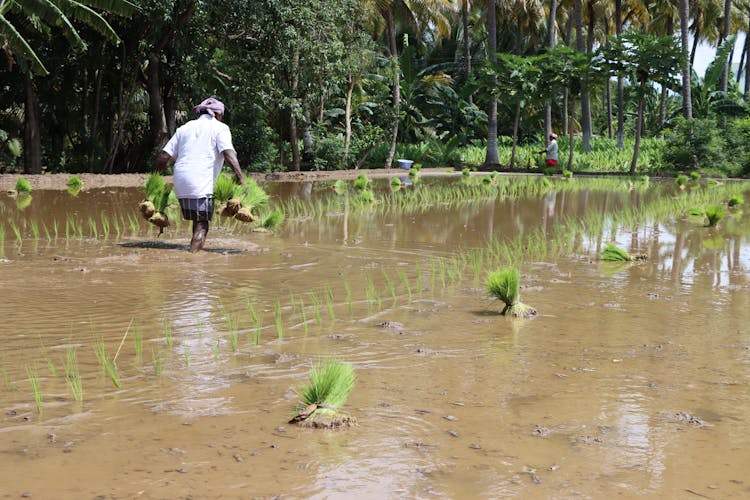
left=154, top=97, right=245, bottom=253
left=538, top=133, right=559, bottom=170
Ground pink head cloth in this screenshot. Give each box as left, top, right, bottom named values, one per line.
left=550, top=133, right=558, bottom=139
left=192, top=98, right=225, bottom=117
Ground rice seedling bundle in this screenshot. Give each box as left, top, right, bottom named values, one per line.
left=353, top=173, right=369, bottom=191
left=289, top=360, right=357, bottom=428
left=139, top=173, right=172, bottom=233
left=601, top=243, right=632, bottom=262
left=15, top=177, right=31, bottom=194
left=486, top=267, right=536, bottom=318
left=705, top=204, right=724, bottom=227
left=728, top=194, right=744, bottom=207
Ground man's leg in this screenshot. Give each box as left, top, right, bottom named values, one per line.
left=189, top=220, right=209, bottom=253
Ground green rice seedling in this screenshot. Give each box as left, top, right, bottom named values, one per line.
left=408, top=167, right=419, bottom=178
left=10, top=221, right=21, bottom=243
left=397, top=270, right=412, bottom=301
left=151, top=348, right=163, bottom=376
left=183, top=347, right=191, bottom=367
left=260, top=209, right=285, bottom=230
left=382, top=270, right=397, bottom=304
left=390, top=177, right=402, bottom=189
left=706, top=178, right=720, bottom=187
left=601, top=243, right=633, bottom=262
left=2, top=356, right=15, bottom=391
left=562, top=169, right=573, bottom=179
left=52, top=219, right=59, bottom=239
left=333, top=179, right=347, bottom=194
left=344, top=281, right=353, bottom=317
left=0, top=225, right=5, bottom=244
left=687, top=206, right=705, bottom=217
left=299, top=297, right=309, bottom=334
left=213, top=339, right=220, bottom=361
left=358, top=189, right=375, bottom=204
left=728, top=194, right=744, bottom=207
left=486, top=268, right=537, bottom=318
left=253, top=315, right=263, bottom=345
left=15, top=177, right=31, bottom=194
left=39, top=341, right=57, bottom=377
left=462, top=168, right=471, bottom=177
left=64, top=348, right=83, bottom=402
left=100, top=213, right=111, bottom=239
left=42, top=223, right=51, bottom=242
left=705, top=204, right=724, bottom=227
left=292, top=360, right=356, bottom=426
left=26, top=365, right=42, bottom=414
left=229, top=329, right=239, bottom=353
left=274, top=300, right=284, bottom=339
left=543, top=167, right=556, bottom=176
left=133, top=326, right=143, bottom=362
left=690, top=171, right=701, bottom=181
left=306, top=292, right=321, bottom=324
left=66, top=176, right=83, bottom=189
left=162, top=320, right=173, bottom=348
left=15, top=193, right=32, bottom=210
left=88, top=217, right=98, bottom=239
left=353, top=173, right=369, bottom=191
left=29, top=221, right=39, bottom=240
left=364, top=275, right=380, bottom=309
left=415, top=263, right=423, bottom=296
left=325, top=286, right=335, bottom=321
left=675, top=174, right=689, bottom=188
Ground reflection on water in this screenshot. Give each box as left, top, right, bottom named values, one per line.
left=0, top=176, right=749, bottom=497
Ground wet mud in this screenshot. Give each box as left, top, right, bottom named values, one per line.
left=0, top=176, right=749, bottom=498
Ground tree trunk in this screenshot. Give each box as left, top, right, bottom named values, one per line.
left=566, top=95, right=576, bottom=171
left=462, top=0, right=473, bottom=105
left=615, top=0, right=625, bottom=148
left=745, top=17, right=750, bottom=96
left=302, top=108, right=315, bottom=169
left=606, top=78, right=613, bottom=139
left=344, top=73, right=354, bottom=164
left=630, top=84, right=645, bottom=173
left=690, top=25, right=700, bottom=67
left=384, top=8, right=400, bottom=169
left=736, top=40, right=745, bottom=84
left=485, top=0, right=499, bottom=166
left=510, top=100, right=521, bottom=168
left=23, top=72, right=43, bottom=174
left=545, top=0, right=558, bottom=142
left=719, top=0, right=732, bottom=92
left=289, top=112, right=300, bottom=171
left=680, top=0, right=693, bottom=118
left=146, top=54, right=168, bottom=148
left=658, top=19, right=674, bottom=129
left=580, top=0, right=593, bottom=152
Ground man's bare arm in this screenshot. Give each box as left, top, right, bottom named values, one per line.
left=153, top=151, right=172, bottom=171
left=222, top=149, right=245, bottom=184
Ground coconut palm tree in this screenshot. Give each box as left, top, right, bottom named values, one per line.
left=0, top=0, right=136, bottom=173
left=366, top=0, right=454, bottom=168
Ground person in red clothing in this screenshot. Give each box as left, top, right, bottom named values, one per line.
left=538, top=133, right=559, bottom=169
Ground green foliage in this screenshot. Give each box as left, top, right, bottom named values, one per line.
left=15, top=177, right=31, bottom=193
left=664, top=118, right=729, bottom=173
left=298, top=360, right=355, bottom=410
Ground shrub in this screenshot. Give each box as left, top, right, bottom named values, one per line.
left=663, top=117, right=729, bottom=174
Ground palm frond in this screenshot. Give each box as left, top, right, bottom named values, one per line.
left=55, top=0, right=120, bottom=43
left=0, top=13, right=48, bottom=74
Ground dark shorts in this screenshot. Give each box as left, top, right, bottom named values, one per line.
left=545, top=159, right=558, bottom=167
left=179, top=197, right=214, bottom=222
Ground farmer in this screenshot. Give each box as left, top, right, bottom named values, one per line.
left=538, top=133, right=559, bottom=170
left=154, top=97, right=245, bottom=253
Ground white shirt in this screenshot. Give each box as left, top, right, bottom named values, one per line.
left=162, top=114, right=234, bottom=198
left=546, top=139, right=558, bottom=161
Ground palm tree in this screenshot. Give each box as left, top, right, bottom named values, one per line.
left=485, top=0, right=499, bottom=167
left=367, top=0, right=453, bottom=168
left=1, top=0, right=136, bottom=174
left=680, top=0, right=693, bottom=117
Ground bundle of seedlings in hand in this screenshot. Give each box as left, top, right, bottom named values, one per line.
left=213, top=172, right=236, bottom=213
left=486, top=267, right=537, bottom=318
left=601, top=243, right=647, bottom=262
left=289, top=360, right=357, bottom=428
left=234, top=179, right=270, bottom=223
left=139, top=173, right=172, bottom=233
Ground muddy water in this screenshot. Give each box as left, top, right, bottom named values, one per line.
left=1, top=176, right=749, bottom=499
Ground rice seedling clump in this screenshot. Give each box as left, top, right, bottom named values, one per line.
left=705, top=204, right=724, bottom=227
left=15, top=177, right=31, bottom=194
left=486, top=268, right=537, bottom=318
left=289, top=360, right=357, bottom=428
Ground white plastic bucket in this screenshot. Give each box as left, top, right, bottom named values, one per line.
left=397, top=159, right=414, bottom=170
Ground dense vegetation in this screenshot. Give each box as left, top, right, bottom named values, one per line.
left=2, top=0, right=750, bottom=176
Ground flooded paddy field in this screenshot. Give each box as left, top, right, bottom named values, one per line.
left=1, top=173, right=749, bottom=499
